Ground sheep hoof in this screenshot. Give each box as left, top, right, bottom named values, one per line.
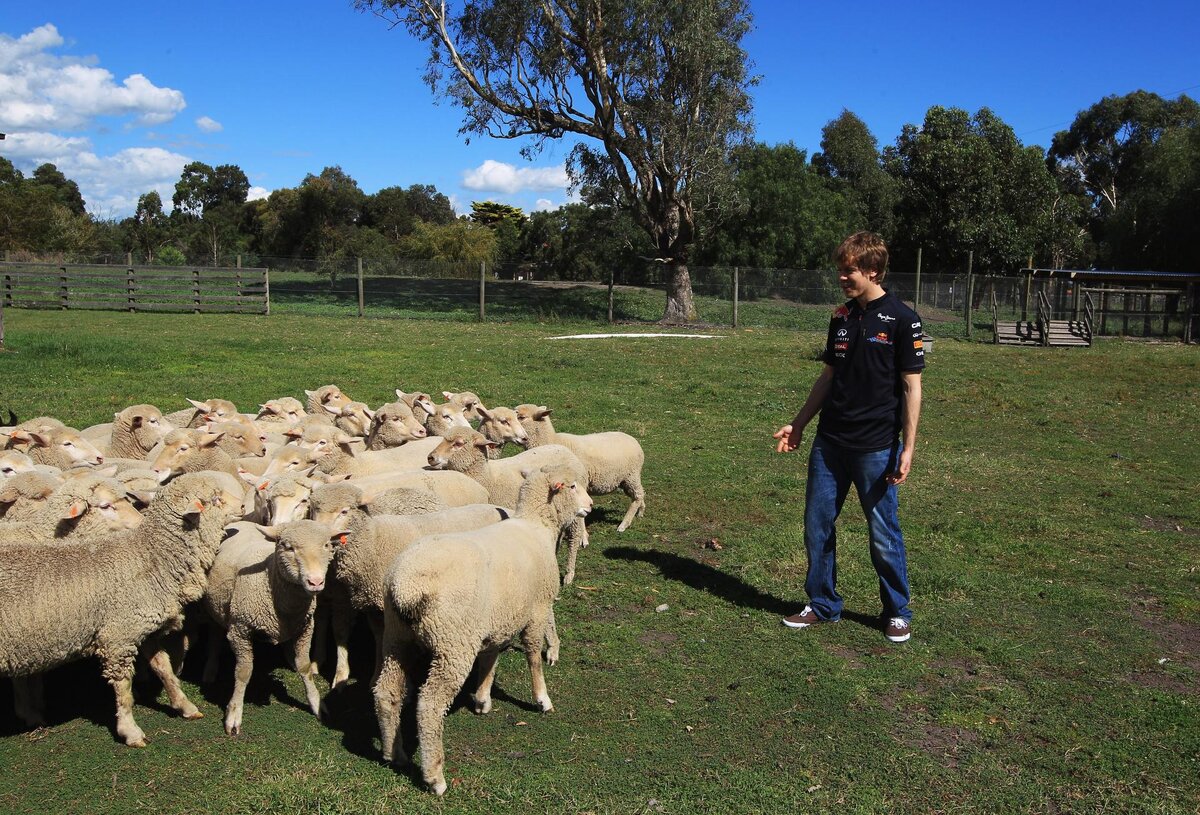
left=431, top=780, right=448, bottom=796
left=538, top=697, right=554, bottom=713
left=182, top=709, right=204, bottom=720
left=225, top=723, right=241, bottom=737
left=472, top=698, right=492, bottom=715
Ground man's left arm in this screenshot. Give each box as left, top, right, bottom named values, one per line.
left=887, top=371, right=922, bottom=485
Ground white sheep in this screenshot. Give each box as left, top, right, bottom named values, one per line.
left=515, top=404, right=646, bottom=532
left=164, top=398, right=239, bottom=429
left=0, top=472, right=248, bottom=746
left=0, top=472, right=144, bottom=545
left=476, top=404, right=529, bottom=459
left=365, top=401, right=428, bottom=450
left=201, top=520, right=340, bottom=735
left=442, top=390, right=486, bottom=424
left=298, top=423, right=442, bottom=478
left=395, top=389, right=437, bottom=419
left=374, top=464, right=592, bottom=795
left=325, top=401, right=375, bottom=438
left=422, top=400, right=472, bottom=438
left=0, top=450, right=38, bottom=478
left=425, top=427, right=592, bottom=583
left=0, top=470, right=64, bottom=522
left=305, top=385, right=354, bottom=416
left=4, top=424, right=105, bottom=469
left=99, top=404, right=173, bottom=459
left=150, top=428, right=244, bottom=483
left=307, top=482, right=507, bottom=679
left=253, top=397, right=306, bottom=428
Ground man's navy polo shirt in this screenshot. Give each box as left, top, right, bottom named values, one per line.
left=816, top=290, right=925, bottom=452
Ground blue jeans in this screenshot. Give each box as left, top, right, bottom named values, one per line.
left=803, top=435, right=911, bottom=622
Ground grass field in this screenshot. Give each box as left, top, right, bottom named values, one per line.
left=0, top=302, right=1196, bottom=815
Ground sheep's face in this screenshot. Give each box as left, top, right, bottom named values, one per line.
left=426, top=428, right=493, bottom=470
left=425, top=404, right=472, bottom=437
left=120, top=406, right=170, bottom=451
left=211, top=419, right=267, bottom=458
left=335, top=403, right=374, bottom=438
left=0, top=451, right=35, bottom=479
left=258, top=398, right=305, bottom=424
left=35, top=430, right=105, bottom=467
left=444, top=391, right=484, bottom=422
left=264, top=479, right=313, bottom=525
left=368, top=405, right=426, bottom=448
left=71, top=481, right=144, bottom=530
left=478, top=407, right=529, bottom=449
left=309, top=496, right=357, bottom=533
left=307, top=386, right=352, bottom=415
left=151, top=430, right=221, bottom=482
left=261, top=447, right=320, bottom=478
left=270, top=521, right=337, bottom=594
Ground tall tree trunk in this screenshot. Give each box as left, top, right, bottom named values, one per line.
left=662, top=260, right=697, bottom=323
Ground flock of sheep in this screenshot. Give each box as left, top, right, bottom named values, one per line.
left=0, top=385, right=646, bottom=795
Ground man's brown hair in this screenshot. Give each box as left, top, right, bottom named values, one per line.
left=834, top=231, right=889, bottom=283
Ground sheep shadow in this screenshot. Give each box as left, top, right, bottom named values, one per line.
left=602, top=544, right=881, bottom=630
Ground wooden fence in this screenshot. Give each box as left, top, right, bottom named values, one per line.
left=0, top=262, right=269, bottom=315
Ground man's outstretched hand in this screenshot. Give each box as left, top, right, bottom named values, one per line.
left=773, top=424, right=801, bottom=453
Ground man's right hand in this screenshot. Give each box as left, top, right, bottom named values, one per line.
left=773, top=424, right=801, bottom=453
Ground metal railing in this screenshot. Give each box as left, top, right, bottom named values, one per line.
left=1081, top=290, right=1095, bottom=342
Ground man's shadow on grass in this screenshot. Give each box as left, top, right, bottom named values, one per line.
left=602, top=545, right=879, bottom=629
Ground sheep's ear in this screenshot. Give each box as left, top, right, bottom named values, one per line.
left=62, top=497, right=90, bottom=520
left=536, top=407, right=553, bottom=420
left=0, top=484, right=18, bottom=504
left=362, top=407, right=375, bottom=420
left=237, top=468, right=260, bottom=485
left=550, top=481, right=566, bottom=494
left=198, top=431, right=225, bottom=448
left=127, top=489, right=155, bottom=509
left=24, top=431, right=52, bottom=448
left=333, top=430, right=356, bottom=446
left=187, top=398, right=209, bottom=411
left=260, top=524, right=283, bottom=541
left=476, top=405, right=494, bottom=421
left=322, top=402, right=343, bottom=416
left=130, top=415, right=146, bottom=429
left=395, top=389, right=406, bottom=400
left=518, top=466, right=534, bottom=479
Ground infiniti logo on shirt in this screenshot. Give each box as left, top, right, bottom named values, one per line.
left=837, top=328, right=848, bottom=337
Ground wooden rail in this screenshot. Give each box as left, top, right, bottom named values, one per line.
left=0, top=263, right=268, bottom=314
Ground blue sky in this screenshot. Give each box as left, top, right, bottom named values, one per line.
left=1, top=1, right=1196, bottom=219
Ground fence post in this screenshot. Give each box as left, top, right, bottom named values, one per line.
left=608, top=268, right=614, bottom=324
left=60, top=267, right=69, bottom=310
left=127, top=267, right=136, bottom=312
left=0, top=292, right=4, bottom=351
left=964, top=251, right=973, bottom=338
left=915, top=248, right=922, bottom=308
left=1184, top=283, right=1195, bottom=344
left=192, top=268, right=201, bottom=314
left=732, top=267, right=740, bottom=328
left=235, top=255, right=243, bottom=312
left=479, top=262, right=486, bottom=322
left=357, top=257, right=364, bottom=318
left=126, top=252, right=132, bottom=267
left=264, top=268, right=271, bottom=316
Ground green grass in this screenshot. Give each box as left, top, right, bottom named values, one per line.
left=0, top=306, right=1197, bottom=815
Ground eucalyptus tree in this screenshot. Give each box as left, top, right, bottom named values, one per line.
left=357, top=0, right=756, bottom=322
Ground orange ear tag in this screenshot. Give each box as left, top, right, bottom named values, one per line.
left=339, top=534, right=348, bottom=546
left=69, top=506, right=82, bottom=518
left=194, top=499, right=205, bottom=511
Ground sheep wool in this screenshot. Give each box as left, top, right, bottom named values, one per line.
left=374, top=464, right=592, bottom=795
left=0, top=472, right=247, bottom=747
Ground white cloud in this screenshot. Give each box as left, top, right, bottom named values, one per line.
left=533, top=198, right=556, bottom=212
left=247, top=185, right=270, bottom=202
left=462, top=159, right=569, bottom=194
left=196, top=115, right=222, bottom=133
left=0, top=24, right=185, bottom=132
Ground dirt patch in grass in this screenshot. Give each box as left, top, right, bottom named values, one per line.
left=1138, top=515, right=1200, bottom=536
left=1126, top=595, right=1200, bottom=695
left=637, top=630, right=679, bottom=658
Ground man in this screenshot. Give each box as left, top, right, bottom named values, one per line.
left=773, top=231, right=924, bottom=643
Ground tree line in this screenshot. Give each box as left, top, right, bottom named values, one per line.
left=2, top=90, right=1197, bottom=287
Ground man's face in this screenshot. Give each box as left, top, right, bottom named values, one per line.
left=838, top=261, right=878, bottom=300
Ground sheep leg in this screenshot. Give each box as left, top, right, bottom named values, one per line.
left=146, top=646, right=203, bottom=719
left=100, top=650, right=146, bottom=747
left=470, top=647, right=502, bottom=714
left=202, top=625, right=223, bottom=685
left=12, top=675, right=46, bottom=728
left=417, top=653, right=476, bottom=796
left=327, top=584, right=354, bottom=689
left=520, top=622, right=554, bottom=713
left=561, top=518, right=587, bottom=585
left=374, top=618, right=416, bottom=766
left=543, top=609, right=560, bottom=667
left=293, top=617, right=322, bottom=717
left=367, top=612, right=385, bottom=687
left=616, top=475, right=646, bottom=532
left=224, top=627, right=255, bottom=736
